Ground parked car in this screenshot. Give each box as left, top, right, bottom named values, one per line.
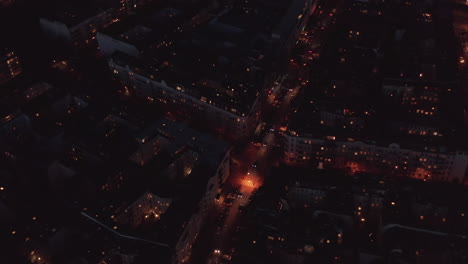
left=224, top=198, right=234, bottom=205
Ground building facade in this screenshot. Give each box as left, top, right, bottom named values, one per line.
left=39, top=0, right=148, bottom=48
left=174, top=150, right=230, bottom=263
left=0, top=48, right=22, bottom=85
left=284, top=133, right=468, bottom=183
left=109, top=58, right=261, bottom=140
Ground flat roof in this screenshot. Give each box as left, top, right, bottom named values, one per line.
left=42, top=0, right=120, bottom=27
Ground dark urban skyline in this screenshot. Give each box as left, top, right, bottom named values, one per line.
left=1, top=0, right=468, bottom=263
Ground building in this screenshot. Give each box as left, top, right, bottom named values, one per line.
left=100, top=0, right=314, bottom=140
left=109, top=51, right=264, bottom=140
left=39, top=0, right=142, bottom=48
left=106, top=118, right=231, bottom=263
left=284, top=134, right=468, bottom=183
left=0, top=48, right=22, bottom=85
left=270, top=0, right=316, bottom=67
left=0, top=0, right=15, bottom=7
left=282, top=0, right=468, bottom=184
left=20, top=111, right=231, bottom=263
left=97, top=8, right=184, bottom=58
left=0, top=112, right=35, bottom=154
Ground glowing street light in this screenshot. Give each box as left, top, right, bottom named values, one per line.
left=243, top=179, right=255, bottom=187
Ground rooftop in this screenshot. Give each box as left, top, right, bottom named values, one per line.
left=107, top=0, right=312, bottom=116
left=41, top=0, right=120, bottom=27
left=102, top=8, right=185, bottom=49
left=113, top=118, right=229, bottom=246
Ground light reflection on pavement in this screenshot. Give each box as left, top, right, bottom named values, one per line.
left=207, top=83, right=301, bottom=264
left=206, top=0, right=340, bottom=261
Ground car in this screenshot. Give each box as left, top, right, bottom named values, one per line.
left=224, top=198, right=234, bottom=205
left=252, top=141, right=262, bottom=147
left=216, top=215, right=226, bottom=225
left=254, top=122, right=267, bottom=136
left=217, top=213, right=227, bottom=222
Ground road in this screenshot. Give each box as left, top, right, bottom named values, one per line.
left=196, top=0, right=340, bottom=262
left=207, top=82, right=301, bottom=264
left=80, top=212, right=170, bottom=248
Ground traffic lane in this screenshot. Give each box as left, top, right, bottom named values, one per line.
left=268, top=85, right=301, bottom=130
left=208, top=49, right=304, bottom=264
left=210, top=185, right=255, bottom=263
left=207, top=0, right=339, bottom=260
left=220, top=185, right=254, bottom=239
left=205, top=3, right=334, bottom=262
left=231, top=142, right=258, bottom=165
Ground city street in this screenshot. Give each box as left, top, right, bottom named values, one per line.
left=191, top=0, right=342, bottom=262
left=206, top=83, right=301, bottom=264
left=3, top=0, right=468, bottom=263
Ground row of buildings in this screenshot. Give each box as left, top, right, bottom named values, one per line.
left=282, top=0, right=468, bottom=184
left=0, top=78, right=232, bottom=263
left=98, top=0, right=316, bottom=140
left=232, top=166, right=468, bottom=264
left=0, top=0, right=319, bottom=262
left=39, top=0, right=152, bottom=48
left=284, top=136, right=468, bottom=183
